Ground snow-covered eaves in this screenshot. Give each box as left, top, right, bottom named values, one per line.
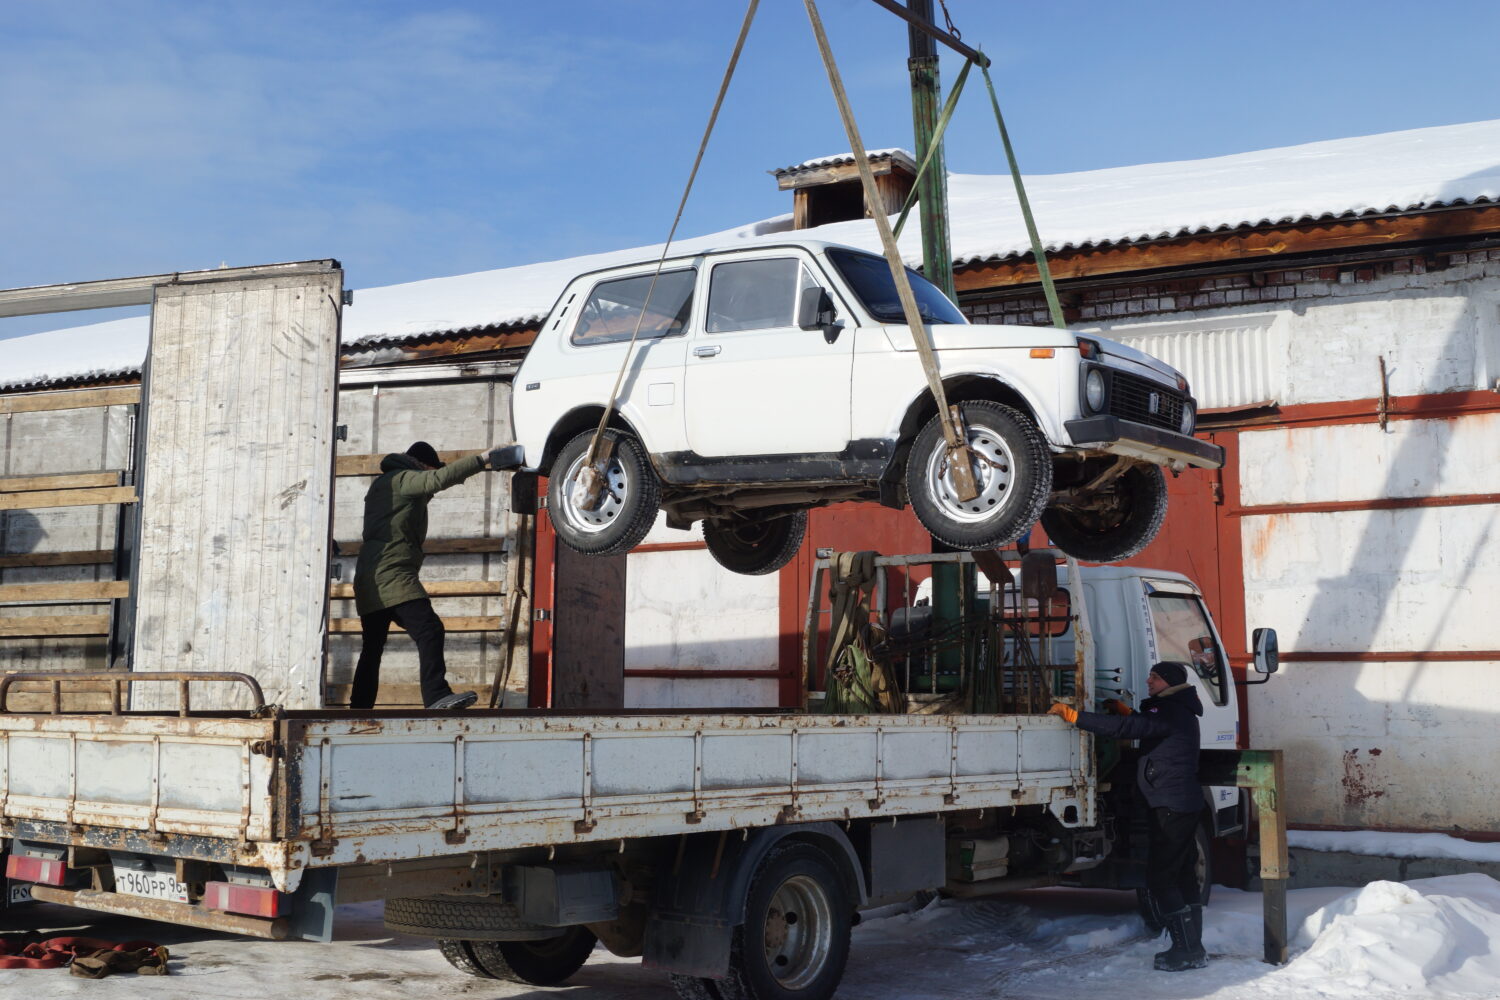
left=773, top=148, right=917, bottom=177
left=5, top=119, right=1500, bottom=393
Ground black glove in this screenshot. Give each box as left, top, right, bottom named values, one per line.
left=484, top=444, right=524, bottom=470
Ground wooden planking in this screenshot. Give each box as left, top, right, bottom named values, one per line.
left=0, top=550, right=114, bottom=570
left=329, top=616, right=504, bottom=634
left=0, top=615, right=110, bottom=638
left=328, top=580, right=504, bottom=599
left=952, top=206, right=1500, bottom=292
left=551, top=543, right=625, bottom=709
left=0, top=486, right=136, bottom=511
left=0, top=581, right=130, bottom=603
left=335, top=537, right=508, bottom=556
left=335, top=451, right=483, bottom=477
left=0, top=387, right=140, bottom=414
left=131, top=271, right=342, bottom=711
left=0, top=472, right=122, bottom=493
left=776, top=158, right=895, bottom=190
left=0, top=260, right=339, bottom=318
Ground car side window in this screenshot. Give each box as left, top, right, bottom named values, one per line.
left=1146, top=592, right=1228, bottom=706
left=571, top=268, right=696, bottom=347
left=706, top=258, right=803, bottom=334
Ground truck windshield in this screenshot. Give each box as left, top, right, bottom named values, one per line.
left=1147, top=593, right=1227, bottom=706
left=827, top=248, right=967, bottom=325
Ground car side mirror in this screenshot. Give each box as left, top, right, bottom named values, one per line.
left=797, top=286, right=841, bottom=342
left=1252, top=627, right=1279, bottom=674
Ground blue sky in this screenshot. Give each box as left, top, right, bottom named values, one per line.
left=4, top=0, right=1499, bottom=339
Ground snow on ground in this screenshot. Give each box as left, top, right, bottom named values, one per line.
left=1290, top=828, right=1500, bottom=865
left=8, top=875, right=1500, bottom=999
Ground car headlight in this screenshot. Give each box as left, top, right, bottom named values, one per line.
left=1085, top=369, right=1106, bottom=412
left=1180, top=400, right=1196, bottom=434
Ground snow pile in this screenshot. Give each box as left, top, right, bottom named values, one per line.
left=1290, top=827, right=1500, bottom=864
left=1280, top=875, right=1500, bottom=996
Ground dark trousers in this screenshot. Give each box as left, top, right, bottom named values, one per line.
left=350, top=598, right=452, bottom=709
left=1146, top=806, right=1203, bottom=914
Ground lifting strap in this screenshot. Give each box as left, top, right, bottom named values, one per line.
left=804, top=0, right=980, bottom=502
left=821, top=551, right=901, bottom=714
left=572, top=0, right=760, bottom=508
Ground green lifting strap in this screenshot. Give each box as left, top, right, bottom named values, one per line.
left=892, top=57, right=973, bottom=242
left=979, top=57, right=1066, bottom=330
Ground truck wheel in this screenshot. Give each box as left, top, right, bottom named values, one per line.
left=704, top=510, right=807, bottom=576
left=906, top=401, right=1052, bottom=551
left=670, top=974, right=726, bottom=1000
left=1136, top=823, right=1213, bottom=934
left=1041, top=462, right=1167, bottom=563
left=384, top=897, right=556, bottom=940
left=436, top=939, right=496, bottom=978
left=717, top=843, right=852, bottom=1000
left=548, top=428, right=661, bottom=557
left=468, top=927, right=597, bottom=986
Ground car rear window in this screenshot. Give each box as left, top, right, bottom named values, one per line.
left=572, top=269, right=696, bottom=347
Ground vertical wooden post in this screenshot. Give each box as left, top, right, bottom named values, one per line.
left=1252, top=750, right=1290, bottom=964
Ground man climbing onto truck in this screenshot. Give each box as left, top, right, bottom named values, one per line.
left=1050, top=660, right=1208, bottom=971
left=351, top=441, right=515, bottom=710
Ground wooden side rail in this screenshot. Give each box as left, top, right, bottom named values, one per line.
left=0, top=670, right=266, bottom=716
left=0, top=387, right=140, bottom=415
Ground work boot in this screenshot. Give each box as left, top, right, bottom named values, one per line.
left=1153, top=906, right=1207, bottom=971
left=427, top=690, right=478, bottom=710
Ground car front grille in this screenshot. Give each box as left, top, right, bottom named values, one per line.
left=1109, top=371, right=1185, bottom=432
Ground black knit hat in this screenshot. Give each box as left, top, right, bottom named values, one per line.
left=1150, top=661, right=1189, bottom=687
left=406, top=441, right=444, bottom=469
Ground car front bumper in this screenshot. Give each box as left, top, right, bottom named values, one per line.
left=1064, top=416, right=1225, bottom=470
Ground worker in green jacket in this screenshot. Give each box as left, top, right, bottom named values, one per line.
left=351, top=440, right=517, bottom=710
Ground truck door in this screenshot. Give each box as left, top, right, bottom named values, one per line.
left=1141, top=579, right=1240, bottom=815
left=682, top=252, right=854, bottom=458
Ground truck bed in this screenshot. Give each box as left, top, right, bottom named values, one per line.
left=1, top=709, right=1093, bottom=891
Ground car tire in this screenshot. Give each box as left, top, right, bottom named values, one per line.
left=703, top=510, right=808, bottom=576
left=714, top=843, right=853, bottom=1000
left=467, top=927, right=598, bottom=986
left=1136, top=822, right=1213, bottom=935
left=547, top=428, right=661, bottom=557
left=1040, top=462, right=1168, bottom=563
left=906, top=401, right=1053, bottom=551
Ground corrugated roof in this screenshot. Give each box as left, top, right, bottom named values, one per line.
left=6, top=119, right=1500, bottom=392
left=773, top=148, right=917, bottom=176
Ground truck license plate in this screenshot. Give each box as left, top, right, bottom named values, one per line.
left=7, top=882, right=31, bottom=904
left=113, top=867, right=188, bottom=903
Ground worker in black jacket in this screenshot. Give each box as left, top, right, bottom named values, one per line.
left=1049, top=661, right=1207, bottom=971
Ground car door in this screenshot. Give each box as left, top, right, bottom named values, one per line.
left=682, top=251, right=854, bottom=459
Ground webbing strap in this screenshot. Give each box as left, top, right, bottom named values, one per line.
left=892, top=57, right=972, bottom=241
left=979, top=58, right=1066, bottom=330
left=0, top=935, right=166, bottom=973
left=579, top=0, right=760, bottom=474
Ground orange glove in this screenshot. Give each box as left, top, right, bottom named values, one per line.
left=1104, top=698, right=1134, bottom=716
left=1047, top=702, right=1078, bottom=725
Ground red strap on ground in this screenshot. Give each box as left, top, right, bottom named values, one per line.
left=0, top=936, right=161, bottom=970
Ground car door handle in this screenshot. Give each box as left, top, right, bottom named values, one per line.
left=693, top=345, right=721, bottom=358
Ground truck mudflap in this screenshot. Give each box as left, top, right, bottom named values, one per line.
left=1064, top=415, right=1225, bottom=470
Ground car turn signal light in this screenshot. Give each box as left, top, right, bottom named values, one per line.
left=1076, top=338, right=1101, bottom=359
left=1030, top=348, right=1055, bottom=359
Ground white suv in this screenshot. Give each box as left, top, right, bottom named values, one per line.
left=511, top=239, right=1222, bottom=575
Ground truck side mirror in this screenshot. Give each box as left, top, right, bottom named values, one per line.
left=797, top=286, right=840, bottom=342
left=1252, top=627, right=1279, bottom=674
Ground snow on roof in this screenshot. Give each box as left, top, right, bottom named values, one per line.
left=773, top=148, right=917, bottom=176
left=6, top=119, right=1500, bottom=392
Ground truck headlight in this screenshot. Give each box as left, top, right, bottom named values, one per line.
left=1180, top=400, right=1196, bottom=434
left=1085, top=369, right=1106, bottom=412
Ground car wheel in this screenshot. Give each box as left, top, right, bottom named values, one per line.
left=905, top=401, right=1052, bottom=551
left=1136, top=822, right=1213, bottom=934
left=1041, top=462, right=1167, bottom=563
left=467, top=926, right=598, bottom=986
left=715, top=843, right=852, bottom=1000
left=704, top=510, right=808, bottom=576
left=547, top=428, right=661, bottom=556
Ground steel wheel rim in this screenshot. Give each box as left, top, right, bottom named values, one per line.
left=762, top=874, right=833, bottom=990
left=559, top=450, right=629, bottom=534
left=924, top=419, right=1016, bottom=523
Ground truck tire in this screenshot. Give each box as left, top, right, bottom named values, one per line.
left=1041, top=462, right=1168, bottom=563
left=906, top=401, right=1052, bottom=551
left=671, top=974, right=726, bottom=999
left=704, top=510, right=807, bottom=576
left=1136, top=823, right=1213, bottom=934
left=467, top=927, right=597, bottom=986
left=384, top=897, right=557, bottom=941
left=436, top=939, right=496, bottom=978
left=548, top=428, right=661, bottom=557
left=715, top=842, right=853, bottom=1000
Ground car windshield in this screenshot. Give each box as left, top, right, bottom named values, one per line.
left=827, top=248, right=967, bottom=325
